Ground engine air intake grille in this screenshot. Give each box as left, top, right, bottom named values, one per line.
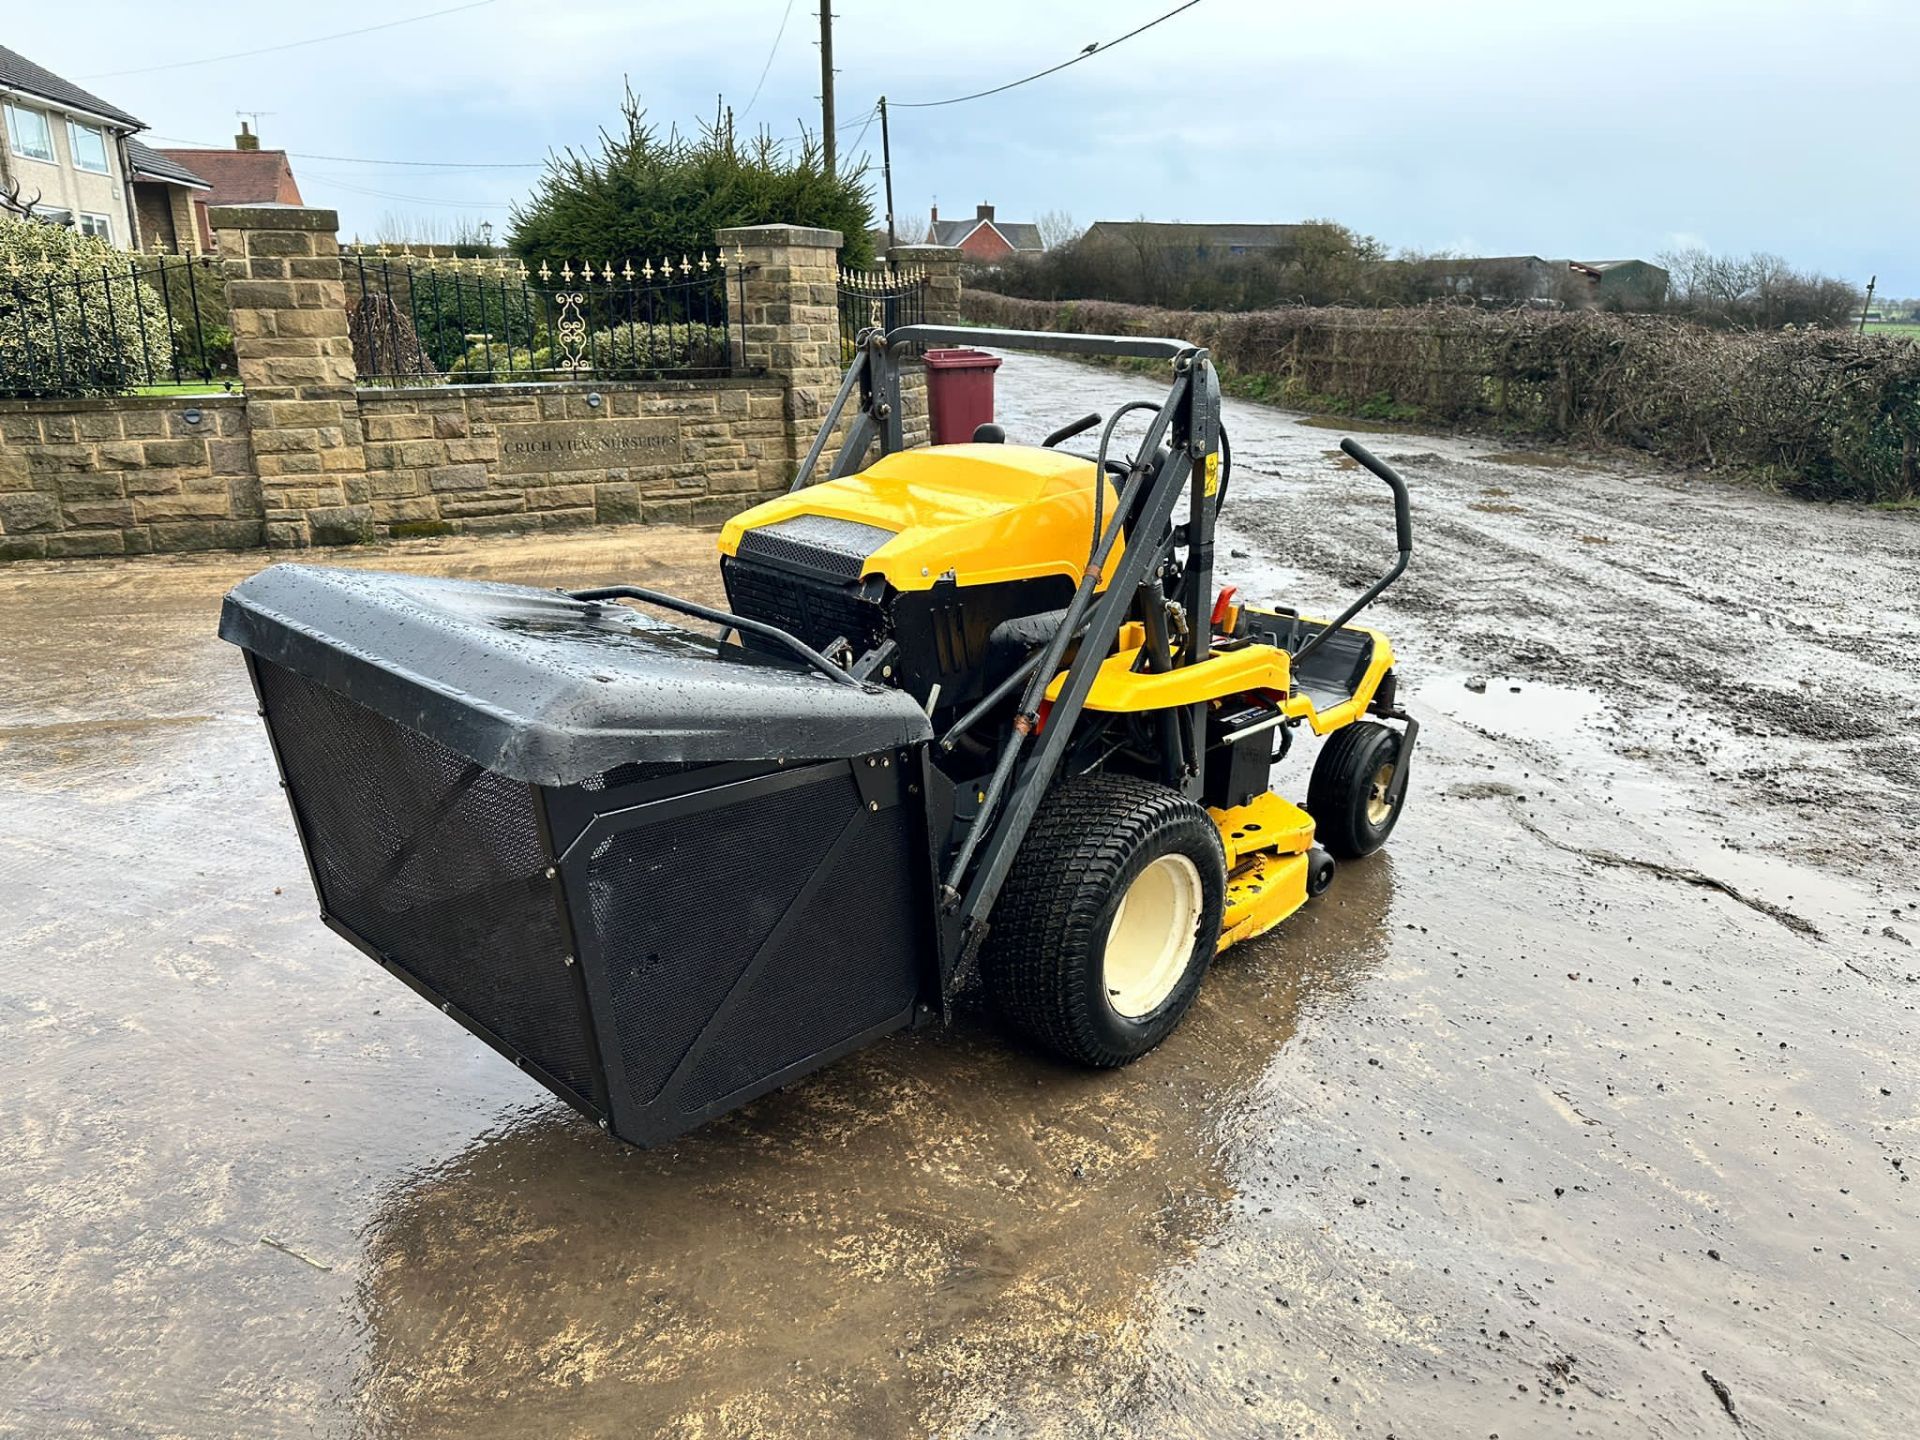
left=735, top=514, right=896, bottom=583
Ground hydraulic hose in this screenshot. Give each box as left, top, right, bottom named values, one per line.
left=1089, top=401, right=1161, bottom=566
left=942, top=458, right=1156, bottom=900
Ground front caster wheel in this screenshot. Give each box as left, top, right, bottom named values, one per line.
left=1306, top=846, right=1336, bottom=896
left=1307, top=720, right=1408, bottom=859
left=983, top=775, right=1227, bottom=1068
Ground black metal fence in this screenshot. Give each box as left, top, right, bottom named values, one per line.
left=345, top=248, right=746, bottom=386
left=838, top=265, right=927, bottom=358
left=0, top=254, right=234, bottom=399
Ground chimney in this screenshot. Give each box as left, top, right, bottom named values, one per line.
left=235, top=121, right=260, bottom=152
left=977, top=202, right=995, bottom=222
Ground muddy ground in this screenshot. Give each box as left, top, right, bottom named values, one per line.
left=2, top=351, right=1916, bottom=1439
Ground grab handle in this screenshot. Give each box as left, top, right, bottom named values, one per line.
left=1289, top=440, right=1415, bottom=672
left=569, top=585, right=861, bottom=687
left=1339, top=438, right=1413, bottom=557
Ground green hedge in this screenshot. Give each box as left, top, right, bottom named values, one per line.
left=1, top=218, right=177, bottom=398
left=963, top=292, right=1920, bottom=503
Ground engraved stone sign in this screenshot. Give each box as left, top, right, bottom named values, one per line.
left=497, top=418, right=683, bottom=475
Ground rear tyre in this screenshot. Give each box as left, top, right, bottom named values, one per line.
left=983, top=775, right=1227, bottom=1068
left=1307, top=720, right=1407, bottom=859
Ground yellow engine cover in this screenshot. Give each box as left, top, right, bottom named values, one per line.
left=718, top=444, right=1124, bottom=592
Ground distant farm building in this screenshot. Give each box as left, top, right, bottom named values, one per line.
left=1079, top=220, right=1306, bottom=259
left=1566, top=259, right=1669, bottom=310
left=1398, top=254, right=1669, bottom=309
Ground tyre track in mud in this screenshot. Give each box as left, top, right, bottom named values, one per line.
left=3, top=357, right=1915, bottom=1440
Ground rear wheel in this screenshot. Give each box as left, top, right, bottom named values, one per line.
left=983, top=775, right=1226, bottom=1067
left=1307, top=720, right=1407, bottom=859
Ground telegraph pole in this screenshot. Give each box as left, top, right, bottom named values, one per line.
left=879, top=96, right=896, bottom=259
left=1859, top=275, right=1877, bottom=334
left=819, top=3, right=836, bottom=177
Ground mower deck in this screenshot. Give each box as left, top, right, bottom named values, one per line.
left=1211, top=791, right=1317, bottom=949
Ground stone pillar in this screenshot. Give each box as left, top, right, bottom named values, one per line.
left=890, top=243, right=963, bottom=326
left=716, top=224, right=842, bottom=483
left=212, top=204, right=370, bottom=548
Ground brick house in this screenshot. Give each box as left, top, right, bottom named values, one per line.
left=126, top=140, right=211, bottom=254
left=158, top=124, right=304, bottom=252
left=924, top=203, right=1043, bottom=262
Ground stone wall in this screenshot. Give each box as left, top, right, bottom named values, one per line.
left=0, top=213, right=965, bottom=563
left=356, top=377, right=790, bottom=537
left=0, top=395, right=255, bottom=560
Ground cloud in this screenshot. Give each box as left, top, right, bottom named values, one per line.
left=8, top=0, right=1915, bottom=287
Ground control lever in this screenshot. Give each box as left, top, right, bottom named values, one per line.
left=1041, top=412, right=1102, bottom=448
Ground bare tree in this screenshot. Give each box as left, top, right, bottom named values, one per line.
left=371, top=211, right=500, bottom=253
left=1659, top=246, right=1862, bottom=329
left=1035, top=209, right=1081, bottom=250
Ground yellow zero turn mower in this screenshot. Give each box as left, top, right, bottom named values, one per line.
left=221, top=325, right=1417, bottom=1146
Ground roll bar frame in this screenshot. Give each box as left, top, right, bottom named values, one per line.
left=786, top=322, right=1410, bottom=991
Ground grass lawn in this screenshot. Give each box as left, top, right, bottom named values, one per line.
left=130, top=382, right=242, bottom=397
left=1864, top=320, right=1920, bottom=340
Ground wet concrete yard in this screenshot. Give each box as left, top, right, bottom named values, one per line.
left=3, top=353, right=1917, bottom=1437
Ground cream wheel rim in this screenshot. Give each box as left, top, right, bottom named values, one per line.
left=1366, top=762, right=1396, bottom=827
left=1103, top=852, right=1204, bottom=1019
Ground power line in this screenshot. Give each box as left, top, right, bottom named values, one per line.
left=303, top=171, right=516, bottom=209
left=892, top=0, right=1205, bottom=108
left=149, top=97, right=871, bottom=180
left=78, top=0, right=500, bottom=80
left=146, top=135, right=542, bottom=169
left=845, top=102, right=879, bottom=157
left=740, top=0, right=798, bottom=119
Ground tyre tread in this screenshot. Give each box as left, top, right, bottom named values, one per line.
left=984, top=774, right=1223, bottom=1067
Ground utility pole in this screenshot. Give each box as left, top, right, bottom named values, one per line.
left=819, top=3, right=836, bottom=178
left=879, top=96, right=896, bottom=259
left=1859, top=275, right=1877, bottom=335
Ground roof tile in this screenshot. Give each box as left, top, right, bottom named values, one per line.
left=0, top=44, right=143, bottom=129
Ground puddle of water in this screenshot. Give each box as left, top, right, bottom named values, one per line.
left=1426, top=673, right=1605, bottom=748
left=1210, top=544, right=1307, bottom=604
left=1480, top=449, right=1613, bottom=474
left=1297, top=414, right=1420, bottom=435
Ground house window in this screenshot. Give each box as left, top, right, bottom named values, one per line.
left=5, top=103, right=55, bottom=162
left=78, top=212, right=113, bottom=243
left=69, top=121, right=109, bottom=174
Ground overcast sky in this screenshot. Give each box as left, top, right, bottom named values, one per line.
left=12, top=0, right=1916, bottom=292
